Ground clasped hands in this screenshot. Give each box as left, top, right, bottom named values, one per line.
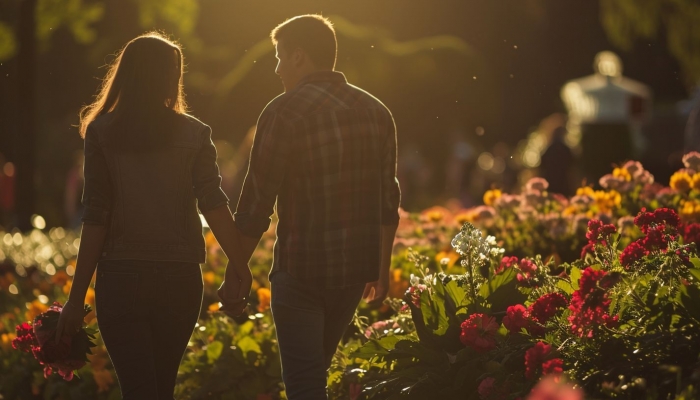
left=217, top=262, right=253, bottom=318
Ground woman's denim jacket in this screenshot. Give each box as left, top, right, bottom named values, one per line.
left=81, top=113, right=229, bottom=263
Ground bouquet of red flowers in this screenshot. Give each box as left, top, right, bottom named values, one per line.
left=12, top=302, right=97, bottom=381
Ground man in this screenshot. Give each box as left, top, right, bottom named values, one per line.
left=218, top=14, right=401, bottom=399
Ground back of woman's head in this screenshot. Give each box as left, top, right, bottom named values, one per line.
left=79, top=32, right=188, bottom=150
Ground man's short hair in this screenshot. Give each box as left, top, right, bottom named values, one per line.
left=271, top=14, right=337, bottom=70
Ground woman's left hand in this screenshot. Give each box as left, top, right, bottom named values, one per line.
left=55, top=300, right=85, bottom=344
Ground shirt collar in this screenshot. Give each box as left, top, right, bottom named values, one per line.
left=297, top=70, right=347, bottom=87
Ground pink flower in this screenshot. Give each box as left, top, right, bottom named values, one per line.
left=683, top=152, right=700, bottom=171
left=460, top=314, right=499, bottom=353
left=526, top=177, right=549, bottom=192
left=497, top=256, right=519, bottom=274
left=527, top=376, right=583, bottom=400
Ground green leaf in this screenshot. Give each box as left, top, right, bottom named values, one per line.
left=570, top=267, right=582, bottom=291
left=236, top=336, right=261, bottom=357
left=206, top=340, right=223, bottom=364
left=556, top=279, right=574, bottom=295
left=678, top=284, right=700, bottom=322
left=478, top=268, right=527, bottom=314
left=392, top=340, right=449, bottom=368
left=420, top=280, right=450, bottom=336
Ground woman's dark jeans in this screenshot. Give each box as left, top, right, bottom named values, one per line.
left=95, top=260, right=203, bottom=400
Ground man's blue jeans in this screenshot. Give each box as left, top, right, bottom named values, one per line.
left=270, top=270, right=366, bottom=400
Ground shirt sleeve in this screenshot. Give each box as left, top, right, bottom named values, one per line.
left=234, top=109, right=292, bottom=238
left=81, top=125, right=113, bottom=226
left=192, top=124, right=230, bottom=213
left=381, top=111, right=401, bottom=225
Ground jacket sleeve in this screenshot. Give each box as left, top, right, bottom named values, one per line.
left=81, top=125, right=113, bottom=225
left=234, top=109, right=291, bottom=238
left=192, top=124, right=230, bottom=213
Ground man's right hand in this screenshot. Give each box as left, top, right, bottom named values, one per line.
left=217, top=263, right=253, bottom=318
left=362, top=277, right=389, bottom=306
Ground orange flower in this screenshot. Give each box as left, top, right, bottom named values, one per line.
left=25, top=300, right=49, bottom=322
left=420, top=206, right=452, bottom=223
left=51, top=270, right=69, bottom=286
left=455, top=211, right=476, bottom=226
left=388, top=268, right=409, bottom=299
left=208, top=302, right=221, bottom=312
left=92, top=369, right=115, bottom=393
left=63, top=280, right=72, bottom=295
left=203, top=271, right=216, bottom=285
left=0, top=333, right=16, bottom=351
left=482, top=189, right=502, bottom=206
left=257, top=288, right=271, bottom=312
left=205, top=230, right=219, bottom=248
left=85, top=287, right=96, bottom=306
left=435, top=250, right=460, bottom=268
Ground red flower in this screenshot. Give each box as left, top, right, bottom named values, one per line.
left=567, top=267, right=618, bottom=337
left=525, top=342, right=552, bottom=379
left=580, top=243, right=595, bottom=259
left=12, top=322, right=37, bottom=353
left=642, top=224, right=669, bottom=251
left=460, top=313, right=498, bottom=353
left=653, top=208, right=680, bottom=230
left=542, top=358, right=564, bottom=376
left=586, top=220, right=617, bottom=245
left=620, top=240, right=647, bottom=268
left=478, top=377, right=496, bottom=399
left=496, top=256, right=519, bottom=274
left=503, top=304, right=530, bottom=334
left=529, top=293, right=567, bottom=323
left=683, top=223, right=700, bottom=246
left=634, top=209, right=656, bottom=234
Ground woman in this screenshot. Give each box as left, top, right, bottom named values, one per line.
left=55, top=32, right=252, bottom=399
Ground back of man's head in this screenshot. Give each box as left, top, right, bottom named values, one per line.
left=271, top=15, right=337, bottom=70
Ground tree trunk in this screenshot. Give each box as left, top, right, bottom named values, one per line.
left=16, top=0, right=36, bottom=231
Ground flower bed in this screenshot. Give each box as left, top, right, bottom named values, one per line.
left=3, top=154, right=700, bottom=399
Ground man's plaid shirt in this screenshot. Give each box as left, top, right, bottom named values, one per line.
left=234, top=71, right=401, bottom=288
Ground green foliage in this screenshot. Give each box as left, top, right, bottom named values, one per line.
left=600, top=0, right=700, bottom=85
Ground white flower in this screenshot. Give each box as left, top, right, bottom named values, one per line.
left=410, top=274, right=420, bottom=285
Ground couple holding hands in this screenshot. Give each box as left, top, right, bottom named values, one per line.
left=55, top=14, right=401, bottom=400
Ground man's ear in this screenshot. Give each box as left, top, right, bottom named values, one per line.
left=291, top=48, right=305, bottom=67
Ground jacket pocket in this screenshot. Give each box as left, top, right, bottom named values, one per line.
left=95, top=271, right=138, bottom=322
left=164, top=270, right=203, bottom=321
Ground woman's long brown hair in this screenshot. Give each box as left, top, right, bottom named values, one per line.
left=78, top=32, right=188, bottom=140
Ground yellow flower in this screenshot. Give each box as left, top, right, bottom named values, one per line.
left=257, top=288, right=271, bottom=312
left=25, top=300, right=49, bottom=322
left=63, top=280, right=72, bottom=295
left=455, top=211, right=475, bottom=226
left=562, top=205, right=578, bottom=216
left=680, top=200, right=700, bottom=221
left=203, top=271, right=216, bottom=285
left=483, top=189, right=502, bottom=206
left=592, top=190, right=621, bottom=212
left=576, top=186, right=595, bottom=197
left=670, top=171, right=693, bottom=192
left=692, top=173, right=700, bottom=191
left=420, top=206, right=451, bottom=223
left=612, top=167, right=632, bottom=181
left=389, top=269, right=409, bottom=299
left=208, top=302, right=221, bottom=312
